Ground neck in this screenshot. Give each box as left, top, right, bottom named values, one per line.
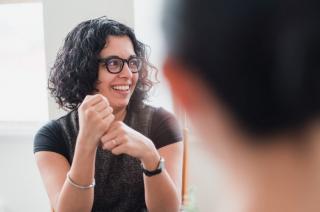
left=219, top=122, right=320, bottom=212
left=113, top=106, right=127, bottom=122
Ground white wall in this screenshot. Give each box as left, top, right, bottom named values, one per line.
left=0, top=132, right=50, bottom=212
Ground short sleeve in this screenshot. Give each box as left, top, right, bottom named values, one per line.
left=150, top=107, right=183, bottom=149
left=33, top=120, right=68, bottom=159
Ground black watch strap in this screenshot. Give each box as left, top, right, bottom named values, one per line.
left=141, top=157, right=165, bottom=177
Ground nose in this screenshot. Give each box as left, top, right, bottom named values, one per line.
left=119, top=62, right=133, bottom=78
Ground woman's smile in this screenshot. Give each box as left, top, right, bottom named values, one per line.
left=111, top=84, right=131, bottom=95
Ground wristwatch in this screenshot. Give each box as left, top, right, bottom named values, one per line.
left=141, top=157, right=165, bottom=177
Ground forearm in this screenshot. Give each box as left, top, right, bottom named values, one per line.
left=142, top=153, right=180, bottom=212
left=144, top=171, right=180, bottom=212
left=55, top=142, right=97, bottom=212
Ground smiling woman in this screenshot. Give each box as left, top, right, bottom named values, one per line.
left=33, top=17, right=183, bottom=212
left=96, top=36, right=141, bottom=112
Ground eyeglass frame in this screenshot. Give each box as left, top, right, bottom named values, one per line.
left=97, top=55, right=143, bottom=74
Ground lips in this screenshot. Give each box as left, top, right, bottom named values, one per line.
left=112, top=85, right=130, bottom=91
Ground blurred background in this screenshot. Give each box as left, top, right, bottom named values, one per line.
left=0, top=0, right=219, bottom=211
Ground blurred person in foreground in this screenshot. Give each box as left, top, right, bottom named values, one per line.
left=34, top=17, right=182, bottom=212
left=163, top=0, right=320, bottom=211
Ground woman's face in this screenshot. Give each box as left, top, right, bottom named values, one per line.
left=97, top=35, right=139, bottom=111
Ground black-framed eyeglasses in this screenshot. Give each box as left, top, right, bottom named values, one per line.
left=98, top=56, right=143, bottom=74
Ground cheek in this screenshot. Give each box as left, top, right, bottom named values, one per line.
left=97, top=82, right=108, bottom=94
left=97, top=70, right=114, bottom=92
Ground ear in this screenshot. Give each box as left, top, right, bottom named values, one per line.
left=163, top=57, right=205, bottom=113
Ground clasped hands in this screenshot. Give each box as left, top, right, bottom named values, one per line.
left=77, top=94, right=158, bottom=163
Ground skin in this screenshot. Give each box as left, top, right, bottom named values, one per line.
left=35, top=36, right=183, bottom=212
left=96, top=36, right=139, bottom=115
left=163, top=56, right=320, bottom=212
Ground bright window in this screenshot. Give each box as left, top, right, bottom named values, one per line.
left=0, top=2, right=48, bottom=122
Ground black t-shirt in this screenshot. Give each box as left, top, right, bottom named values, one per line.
left=33, top=105, right=182, bottom=212
left=34, top=106, right=182, bottom=157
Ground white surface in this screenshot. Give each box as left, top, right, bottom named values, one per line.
left=0, top=2, right=48, bottom=122
left=0, top=134, right=50, bottom=212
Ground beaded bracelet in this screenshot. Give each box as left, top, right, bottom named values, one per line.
left=66, top=172, right=95, bottom=189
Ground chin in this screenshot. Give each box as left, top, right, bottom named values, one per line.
left=111, top=100, right=130, bottom=110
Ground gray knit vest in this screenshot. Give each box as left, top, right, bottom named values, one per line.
left=56, top=105, right=156, bottom=212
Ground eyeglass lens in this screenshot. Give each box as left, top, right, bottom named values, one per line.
left=106, top=58, right=141, bottom=73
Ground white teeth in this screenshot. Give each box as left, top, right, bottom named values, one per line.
left=112, top=85, right=130, bottom=91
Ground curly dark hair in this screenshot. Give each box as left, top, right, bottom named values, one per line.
left=49, top=17, right=158, bottom=111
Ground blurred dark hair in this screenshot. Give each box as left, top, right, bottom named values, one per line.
left=49, top=16, right=157, bottom=111
left=163, top=0, right=320, bottom=135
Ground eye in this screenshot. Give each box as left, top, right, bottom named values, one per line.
left=129, top=58, right=142, bottom=69
left=107, top=58, right=122, bottom=68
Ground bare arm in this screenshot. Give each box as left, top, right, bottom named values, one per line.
left=35, top=146, right=96, bottom=212
left=35, top=94, right=114, bottom=212
left=142, top=142, right=183, bottom=212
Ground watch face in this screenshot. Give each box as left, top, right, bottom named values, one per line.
left=141, top=157, right=165, bottom=177
left=159, top=157, right=165, bottom=169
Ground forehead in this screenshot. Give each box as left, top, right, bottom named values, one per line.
left=99, top=35, right=135, bottom=58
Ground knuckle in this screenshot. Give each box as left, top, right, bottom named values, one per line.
left=85, top=108, right=94, bottom=116
left=98, top=94, right=106, bottom=102
left=91, top=94, right=101, bottom=102
left=122, top=142, right=130, bottom=149
left=114, top=121, right=121, bottom=127
left=94, top=94, right=101, bottom=98
left=118, top=128, right=124, bottom=134
left=82, top=95, right=90, bottom=102
left=118, top=122, right=126, bottom=128
left=84, top=109, right=90, bottom=117
left=122, top=134, right=129, bottom=141
left=81, top=102, right=88, bottom=109
left=101, top=142, right=105, bottom=148
left=102, top=143, right=109, bottom=150
left=105, top=115, right=114, bottom=124
left=101, top=95, right=109, bottom=104
left=111, top=149, right=120, bottom=155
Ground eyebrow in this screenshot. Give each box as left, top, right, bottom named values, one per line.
left=100, top=54, right=137, bottom=59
